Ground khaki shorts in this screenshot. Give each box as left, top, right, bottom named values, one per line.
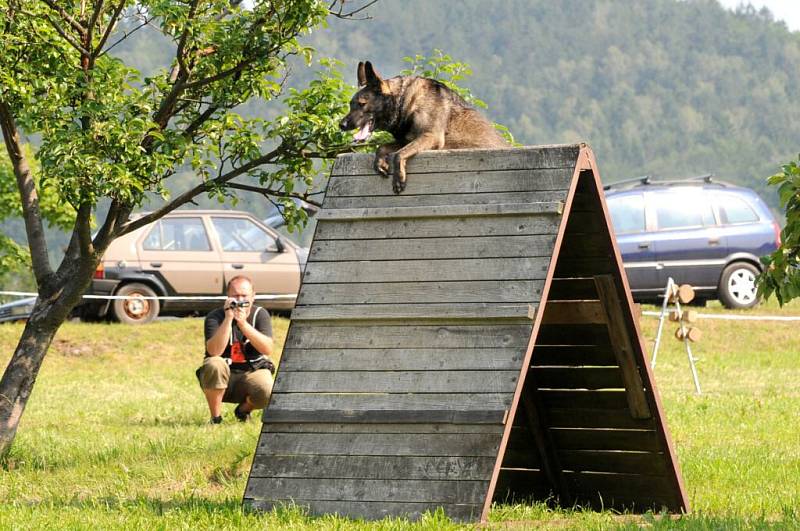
left=196, top=357, right=274, bottom=409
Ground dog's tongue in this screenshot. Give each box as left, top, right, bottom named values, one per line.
left=353, top=123, right=373, bottom=142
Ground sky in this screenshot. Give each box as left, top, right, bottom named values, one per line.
left=717, top=0, right=800, bottom=31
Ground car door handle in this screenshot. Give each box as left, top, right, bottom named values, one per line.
left=150, top=262, right=162, bottom=268
left=232, top=264, right=244, bottom=269
left=708, top=238, right=720, bottom=246
left=638, top=242, right=651, bottom=249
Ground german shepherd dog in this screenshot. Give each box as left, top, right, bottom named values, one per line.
left=339, top=61, right=508, bottom=193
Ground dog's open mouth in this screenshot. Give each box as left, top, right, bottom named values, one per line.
left=352, top=120, right=373, bottom=142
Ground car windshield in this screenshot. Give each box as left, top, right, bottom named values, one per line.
left=212, top=217, right=276, bottom=252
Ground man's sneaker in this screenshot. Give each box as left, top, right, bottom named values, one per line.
left=210, top=415, right=223, bottom=425
left=234, top=404, right=251, bottom=422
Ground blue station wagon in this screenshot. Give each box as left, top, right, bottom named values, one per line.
left=605, top=177, right=780, bottom=309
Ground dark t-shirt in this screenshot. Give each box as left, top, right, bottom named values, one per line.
left=204, top=306, right=273, bottom=370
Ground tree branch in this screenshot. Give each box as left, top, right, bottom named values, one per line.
left=328, top=0, right=380, bottom=20
left=224, top=182, right=323, bottom=208
left=40, top=0, right=86, bottom=35
left=42, top=13, right=92, bottom=56
left=0, top=99, right=54, bottom=287
left=93, top=0, right=127, bottom=56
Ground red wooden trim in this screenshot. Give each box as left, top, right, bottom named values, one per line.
left=480, top=145, right=588, bottom=521
left=583, top=147, right=690, bottom=512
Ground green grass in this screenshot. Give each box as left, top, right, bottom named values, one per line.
left=1, top=301, right=799, bottom=529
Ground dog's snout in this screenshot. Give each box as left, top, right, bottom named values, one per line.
left=339, top=117, right=351, bottom=131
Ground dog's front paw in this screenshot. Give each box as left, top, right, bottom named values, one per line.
left=374, top=155, right=391, bottom=178
left=392, top=172, right=407, bottom=194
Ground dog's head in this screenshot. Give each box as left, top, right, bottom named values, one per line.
left=339, top=61, right=391, bottom=142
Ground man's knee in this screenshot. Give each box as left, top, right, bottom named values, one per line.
left=197, top=357, right=230, bottom=390
left=245, top=369, right=274, bottom=409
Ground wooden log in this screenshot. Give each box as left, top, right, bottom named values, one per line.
left=675, top=327, right=702, bottom=342
left=302, top=257, right=552, bottom=284
left=279, top=348, right=525, bottom=372
left=667, top=284, right=695, bottom=304
left=541, top=300, right=606, bottom=325
left=246, top=499, right=482, bottom=522
left=314, top=214, right=561, bottom=240
left=330, top=145, right=582, bottom=176
left=308, top=235, right=557, bottom=262
left=297, top=280, right=544, bottom=306
left=327, top=168, right=574, bottom=196
left=593, top=275, right=652, bottom=419
left=256, top=432, right=501, bottom=457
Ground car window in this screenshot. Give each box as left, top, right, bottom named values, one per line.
left=717, top=195, right=760, bottom=225
left=142, top=217, right=211, bottom=251
left=212, top=217, right=277, bottom=252
left=608, top=194, right=646, bottom=234
left=653, top=191, right=715, bottom=230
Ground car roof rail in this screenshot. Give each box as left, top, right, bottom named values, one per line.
left=603, top=175, right=651, bottom=191
left=604, top=173, right=738, bottom=191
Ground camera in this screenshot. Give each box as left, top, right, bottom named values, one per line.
left=227, top=300, right=251, bottom=310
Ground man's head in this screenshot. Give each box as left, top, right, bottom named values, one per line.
left=226, top=275, right=255, bottom=315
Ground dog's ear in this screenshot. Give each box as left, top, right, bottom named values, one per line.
left=357, top=61, right=366, bottom=87
left=364, top=61, right=383, bottom=86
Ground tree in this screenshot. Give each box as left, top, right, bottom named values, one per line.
left=0, top=0, right=375, bottom=458
left=758, top=156, right=800, bottom=305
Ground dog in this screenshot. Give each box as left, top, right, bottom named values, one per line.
left=339, top=61, right=508, bottom=193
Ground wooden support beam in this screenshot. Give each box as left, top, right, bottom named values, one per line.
left=593, top=275, right=652, bottom=419
left=541, top=300, right=606, bottom=325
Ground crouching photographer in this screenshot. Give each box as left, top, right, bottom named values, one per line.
left=196, top=275, right=276, bottom=424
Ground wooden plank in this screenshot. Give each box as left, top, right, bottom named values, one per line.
left=250, top=455, right=496, bottom=481
left=261, top=423, right=505, bottom=434
left=314, top=214, right=561, bottom=240
left=278, top=348, right=525, bottom=372
left=531, top=345, right=618, bottom=366
left=547, top=278, right=598, bottom=300
left=562, top=212, right=604, bottom=233
left=273, top=370, right=520, bottom=394
left=327, top=168, right=574, bottom=196
left=285, top=324, right=533, bottom=349
left=558, top=450, right=668, bottom=476
left=315, top=202, right=563, bottom=221
left=538, top=390, right=630, bottom=410
left=263, top=408, right=507, bottom=424
left=533, top=324, right=611, bottom=347
left=256, top=432, right=501, bottom=457
left=550, top=428, right=660, bottom=452
left=555, top=238, right=608, bottom=258
left=493, top=468, right=553, bottom=501
left=554, top=257, right=615, bottom=276
left=324, top=191, right=567, bottom=210
left=541, top=300, right=606, bottom=325
left=245, top=477, right=488, bottom=505
left=246, top=499, right=482, bottom=522
left=545, top=408, right=656, bottom=430
left=308, top=235, right=557, bottom=262
left=302, top=257, right=552, bottom=283
left=594, top=275, right=651, bottom=419
left=330, top=145, right=581, bottom=176
left=565, top=471, right=676, bottom=498
left=290, top=303, right=534, bottom=322
left=297, top=280, right=544, bottom=305
left=531, top=367, right=624, bottom=390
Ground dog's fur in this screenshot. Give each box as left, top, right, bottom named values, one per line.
left=339, top=61, right=508, bottom=193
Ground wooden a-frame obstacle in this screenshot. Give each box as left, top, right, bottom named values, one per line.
left=244, top=144, right=689, bottom=522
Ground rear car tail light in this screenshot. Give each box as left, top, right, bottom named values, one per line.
left=93, top=263, right=105, bottom=279
left=772, top=221, right=782, bottom=247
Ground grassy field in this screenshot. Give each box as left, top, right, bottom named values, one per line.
left=0, top=299, right=799, bottom=529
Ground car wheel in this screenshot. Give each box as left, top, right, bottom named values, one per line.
left=112, top=283, right=160, bottom=324
left=718, top=262, right=760, bottom=309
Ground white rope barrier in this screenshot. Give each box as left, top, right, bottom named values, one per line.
left=0, top=290, right=296, bottom=301
left=641, top=310, right=800, bottom=322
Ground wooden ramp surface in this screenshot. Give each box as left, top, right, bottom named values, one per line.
left=244, top=144, right=689, bottom=522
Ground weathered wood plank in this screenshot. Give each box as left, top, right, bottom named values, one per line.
left=556, top=237, right=608, bottom=258
left=246, top=499, right=482, bottom=522
left=545, top=408, right=655, bottom=430
left=263, top=408, right=507, bottom=424
left=558, top=450, right=667, bottom=476
left=330, top=145, right=581, bottom=176
left=308, top=235, right=557, bottom=262
left=273, top=370, right=519, bottom=394
left=278, top=348, right=525, bottom=372
left=250, top=455, right=496, bottom=481
left=315, top=202, right=563, bottom=221
left=594, top=275, right=651, bottom=419
left=256, top=432, right=501, bottom=457
left=297, top=280, right=544, bottom=305
left=290, top=303, right=534, bottom=322
left=541, top=300, right=606, bottom=325
left=534, top=324, right=611, bottom=347
left=261, top=423, right=505, bottom=434
left=547, top=278, right=599, bottom=300
left=538, top=390, right=630, bottom=410
left=303, top=257, right=552, bottom=283
left=245, top=477, right=488, bottom=505
left=531, top=367, right=624, bottom=390
left=314, top=214, right=561, bottom=240
left=327, top=168, right=574, bottom=196
left=493, top=468, right=553, bottom=501
left=550, top=428, right=660, bottom=452
left=285, top=324, right=533, bottom=349
left=324, top=191, right=567, bottom=210
left=566, top=471, right=676, bottom=498
left=531, top=345, right=618, bottom=366
left=554, top=257, right=615, bottom=276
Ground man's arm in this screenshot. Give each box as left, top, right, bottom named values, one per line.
left=206, top=307, right=234, bottom=357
